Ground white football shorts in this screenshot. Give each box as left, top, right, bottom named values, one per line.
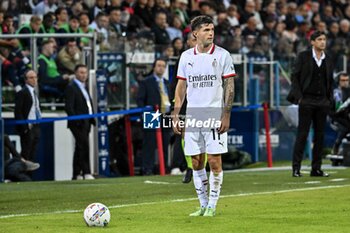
left=184, top=128, right=228, bottom=156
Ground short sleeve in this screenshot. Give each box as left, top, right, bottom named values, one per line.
left=222, top=52, right=236, bottom=79
left=176, top=53, right=186, bottom=80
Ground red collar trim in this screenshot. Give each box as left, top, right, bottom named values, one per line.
left=194, top=44, right=215, bottom=55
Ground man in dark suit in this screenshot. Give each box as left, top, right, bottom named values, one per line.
left=287, top=31, right=334, bottom=177
left=15, top=70, right=41, bottom=162
left=137, top=58, right=171, bottom=175
left=65, top=64, right=96, bottom=180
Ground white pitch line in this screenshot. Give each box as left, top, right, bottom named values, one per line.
left=144, top=180, right=172, bottom=185
left=304, top=181, right=321, bottom=184
left=329, top=178, right=347, bottom=182
left=1, top=184, right=350, bottom=219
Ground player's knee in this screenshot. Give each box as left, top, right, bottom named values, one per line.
left=207, top=156, right=222, bottom=172
left=192, top=157, right=204, bottom=170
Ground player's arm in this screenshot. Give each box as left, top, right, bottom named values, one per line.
left=219, top=77, right=234, bottom=134
left=172, top=79, right=186, bottom=135
left=219, top=52, right=236, bottom=134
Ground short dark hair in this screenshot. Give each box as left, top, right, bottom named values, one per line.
left=190, top=15, right=213, bottom=32
left=336, top=72, right=349, bottom=84
left=152, top=58, right=167, bottom=69
left=75, top=64, right=87, bottom=72
left=310, top=30, right=326, bottom=41
left=24, top=69, right=35, bottom=80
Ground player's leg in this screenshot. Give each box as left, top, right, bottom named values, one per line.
left=204, top=154, right=223, bottom=216
left=184, top=131, right=208, bottom=216
left=189, top=153, right=207, bottom=216
left=204, top=130, right=227, bottom=216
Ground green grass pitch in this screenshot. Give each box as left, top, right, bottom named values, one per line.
left=1, top=167, right=350, bottom=233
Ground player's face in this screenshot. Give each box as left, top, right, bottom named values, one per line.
left=195, top=23, right=214, bottom=47
left=311, top=34, right=326, bottom=51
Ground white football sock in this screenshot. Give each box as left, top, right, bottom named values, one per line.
left=207, top=170, right=223, bottom=209
left=192, top=168, right=208, bottom=208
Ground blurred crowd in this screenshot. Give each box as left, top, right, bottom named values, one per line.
left=1, top=0, right=350, bottom=98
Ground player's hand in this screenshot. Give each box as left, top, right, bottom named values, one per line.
left=218, top=113, right=230, bottom=134
left=172, top=114, right=182, bottom=135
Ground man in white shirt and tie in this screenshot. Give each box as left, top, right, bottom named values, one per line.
left=15, top=70, right=42, bottom=163
left=65, top=64, right=96, bottom=180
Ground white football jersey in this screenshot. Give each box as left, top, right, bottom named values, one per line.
left=176, top=44, right=236, bottom=108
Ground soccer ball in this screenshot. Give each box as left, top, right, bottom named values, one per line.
left=83, top=203, right=111, bottom=227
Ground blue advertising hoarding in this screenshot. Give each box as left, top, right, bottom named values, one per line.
left=96, top=69, right=110, bottom=176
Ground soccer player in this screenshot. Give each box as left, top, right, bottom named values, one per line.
left=172, top=15, right=236, bottom=217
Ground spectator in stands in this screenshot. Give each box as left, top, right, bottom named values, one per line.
left=0, top=47, right=21, bottom=91
left=71, top=1, right=85, bottom=17
left=109, top=0, right=122, bottom=8
left=39, top=12, right=56, bottom=34
left=321, top=5, right=338, bottom=26
left=296, top=21, right=311, bottom=53
left=108, top=7, right=127, bottom=37
left=276, top=21, right=298, bottom=60
left=137, top=58, right=171, bottom=175
left=198, top=1, right=216, bottom=17
left=32, top=0, right=58, bottom=15
left=127, top=12, right=146, bottom=34
left=90, top=12, right=110, bottom=51
left=172, top=37, right=183, bottom=57
left=38, top=40, right=70, bottom=99
left=344, top=5, right=350, bottom=21
left=161, top=44, right=174, bottom=59
left=338, top=19, right=350, bottom=39
left=331, top=72, right=350, bottom=155
left=2, top=13, right=16, bottom=34
left=260, top=16, right=277, bottom=48
left=15, top=70, right=41, bottom=163
left=166, top=15, right=183, bottom=41
left=214, top=11, right=231, bottom=40
left=108, top=7, right=127, bottom=51
left=226, top=4, right=239, bottom=27
left=57, top=15, right=80, bottom=47
left=285, top=2, right=298, bottom=27
left=6, top=0, right=21, bottom=21
left=0, top=12, right=19, bottom=48
left=54, top=7, right=68, bottom=29
left=16, top=15, right=42, bottom=51
left=171, top=0, right=190, bottom=30
left=295, top=3, right=308, bottom=24
left=153, top=0, right=170, bottom=17
left=316, top=21, right=327, bottom=33
left=78, top=12, right=94, bottom=47
left=242, top=16, right=260, bottom=38
left=133, top=0, right=153, bottom=28
left=152, top=11, right=171, bottom=51
left=260, top=1, right=277, bottom=23
left=4, top=134, right=40, bottom=182
left=57, top=38, right=83, bottom=74
left=240, top=0, right=257, bottom=26
left=89, top=0, right=107, bottom=22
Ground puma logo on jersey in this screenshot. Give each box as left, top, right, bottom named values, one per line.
left=219, top=141, right=224, bottom=147
left=188, top=62, right=194, bottom=67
